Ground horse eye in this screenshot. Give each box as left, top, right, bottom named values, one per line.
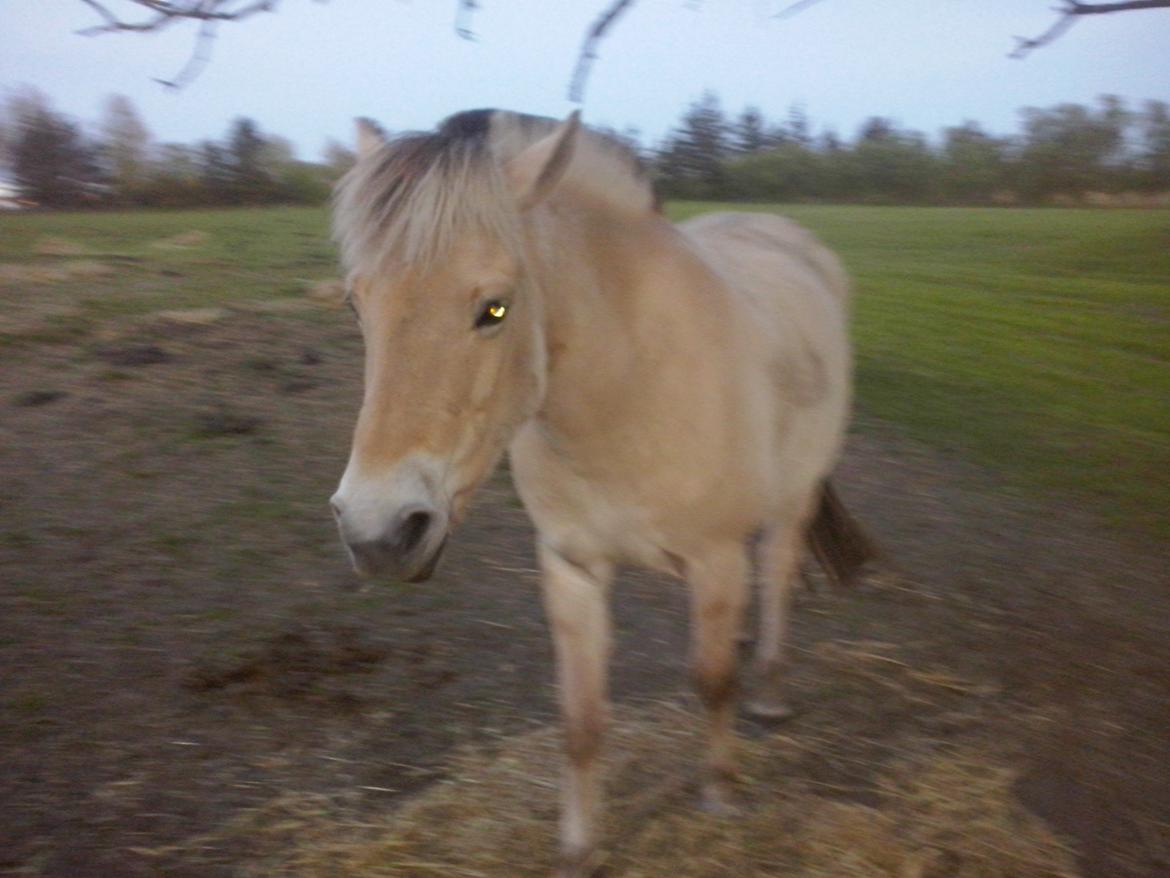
left=474, top=300, right=508, bottom=330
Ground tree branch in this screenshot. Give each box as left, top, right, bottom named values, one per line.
left=773, top=0, right=827, bottom=20
left=1011, top=0, right=1170, bottom=57
left=454, top=0, right=478, bottom=40
left=155, top=17, right=218, bottom=89
left=77, top=1, right=280, bottom=88
left=79, top=0, right=278, bottom=35
left=568, top=0, right=637, bottom=104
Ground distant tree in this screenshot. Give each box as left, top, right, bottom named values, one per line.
left=849, top=118, right=937, bottom=202
left=733, top=106, right=767, bottom=154
left=1015, top=96, right=1130, bottom=199
left=655, top=91, right=730, bottom=198
left=260, top=134, right=295, bottom=169
left=100, top=93, right=152, bottom=200
left=818, top=129, right=842, bottom=154
left=1137, top=100, right=1170, bottom=192
left=321, top=139, right=356, bottom=181
left=857, top=116, right=896, bottom=144
left=155, top=142, right=202, bottom=180
left=785, top=104, right=813, bottom=148
left=725, top=141, right=825, bottom=201
left=225, top=116, right=273, bottom=201
left=940, top=121, right=1008, bottom=203
left=199, top=139, right=234, bottom=202
left=145, top=142, right=204, bottom=206
left=9, top=91, right=104, bottom=206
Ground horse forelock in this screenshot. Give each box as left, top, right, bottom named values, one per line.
left=332, top=109, right=654, bottom=278
left=332, top=110, right=520, bottom=277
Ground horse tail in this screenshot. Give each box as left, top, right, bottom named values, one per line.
left=806, top=480, right=878, bottom=588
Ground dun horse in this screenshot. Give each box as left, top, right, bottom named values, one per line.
left=329, top=109, right=874, bottom=876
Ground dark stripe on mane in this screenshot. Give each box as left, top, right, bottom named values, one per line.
left=437, top=109, right=496, bottom=144
left=334, top=108, right=657, bottom=273
left=365, top=113, right=498, bottom=227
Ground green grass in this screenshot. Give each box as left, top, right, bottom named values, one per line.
left=2, top=204, right=1166, bottom=535
left=0, top=205, right=335, bottom=316
left=673, top=204, right=1170, bottom=535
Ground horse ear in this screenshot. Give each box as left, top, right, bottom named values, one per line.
left=506, top=111, right=582, bottom=210
left=355, top=117, right=387, bottom=159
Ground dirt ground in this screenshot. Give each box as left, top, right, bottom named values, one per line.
left=1, top=302, right=1167, bottom=877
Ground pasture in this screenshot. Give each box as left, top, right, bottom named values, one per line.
left=0, top=204, right=1167, bottom=877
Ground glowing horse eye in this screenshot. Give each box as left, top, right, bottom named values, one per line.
left=475, top=300, right=508, bottom=329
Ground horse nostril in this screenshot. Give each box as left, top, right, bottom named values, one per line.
left=330, top=499, right=343, bottom=519
left=396, top=510, right=432, bottom=555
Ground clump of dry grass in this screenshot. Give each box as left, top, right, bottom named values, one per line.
left=33, top=236, right=90, bottom=257
left=306, top=278, right=346, bottom=306
left=152, top=307, right=228, bottom=326
left=185, top=700, right=1079, bottom=878
left=151, top=230, right=209, bottom=249
left=0, top=261, right=114, bottom=284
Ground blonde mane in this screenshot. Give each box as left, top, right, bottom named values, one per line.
left=332, top=109, right=655, bottom=277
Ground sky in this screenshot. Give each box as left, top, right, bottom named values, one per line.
left=2, top=0, right=1168, bottom=161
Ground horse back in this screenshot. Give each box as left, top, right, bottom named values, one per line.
left=677, top=211, right=854, bottom=499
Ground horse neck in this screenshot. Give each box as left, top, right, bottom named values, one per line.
left=526, top=195, right=703, bottom=429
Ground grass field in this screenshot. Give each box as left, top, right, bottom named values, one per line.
left=1, top=203, right=1167, bottom=536
left=677, top=204, right=1170, bottom=537
left=3, top=203, right=1169, bottom=876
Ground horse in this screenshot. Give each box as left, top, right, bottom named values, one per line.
left=329, top=108, right=874, bottom=877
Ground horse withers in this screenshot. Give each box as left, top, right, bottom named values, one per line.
left=329, top=109, right=874, bottom=877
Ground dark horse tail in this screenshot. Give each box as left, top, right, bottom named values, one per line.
left=806, top=481, right=879, bottom=587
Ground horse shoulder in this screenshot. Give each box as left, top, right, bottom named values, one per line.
left=678, top=212, right=849, bottom=402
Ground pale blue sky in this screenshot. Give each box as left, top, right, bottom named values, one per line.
left=2, top=0, right=1168, bottom=159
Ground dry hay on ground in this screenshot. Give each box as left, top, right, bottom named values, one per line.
left=150, top=307, right=229, bottom=326
left=306, top=278, right=347, bottom=306
left=0, top=261, right=114, bottom=285
left=179, top=699, right=1079, bottom=878
left=151, top=230, right=209, bottom=249
left=33, top=236, right=90, bottom=257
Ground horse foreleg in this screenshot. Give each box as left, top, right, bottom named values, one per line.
left=539, top=544, right=613, bottom=878
left=688, top=544, right=749, bottom=814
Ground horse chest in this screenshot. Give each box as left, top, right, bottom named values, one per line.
left=510, top=422, right=758, bottom=571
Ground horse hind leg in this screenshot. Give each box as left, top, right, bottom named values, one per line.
left=538, top=544, right=613, bottom=878
left=687, top=544, right=750, bottom=814
left=746, top=495, right=816, bottom=720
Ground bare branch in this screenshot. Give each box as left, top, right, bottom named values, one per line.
left=1065, top=0, right=1170, bottom=11
left=77, top=1, right=280, bottom=88
left=454, top=0, right=478, bottom=40
left=773, top=0, right=827, bottom=20
left=155, top=17, right=217, bottom=89
left=78, top=1, right=278, bottom=35
left=1011, top=0, right=1170, bottom=58
left=568, top=0, right=637, bottom=104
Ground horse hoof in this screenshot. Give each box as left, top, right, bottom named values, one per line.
left=699, top=781, right=742, bottom=817
left=554, top=847, right=602, bottom=878
left=744, top=695, right=795, bottom=722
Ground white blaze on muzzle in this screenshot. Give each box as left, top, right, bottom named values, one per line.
left=330, top=452, right=451, bottom=580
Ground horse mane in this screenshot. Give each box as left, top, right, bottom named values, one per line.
left=333, top=109, right=655, bottom=276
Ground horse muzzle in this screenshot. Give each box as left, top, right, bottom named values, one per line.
left=333, top=502, right=449, bottom=582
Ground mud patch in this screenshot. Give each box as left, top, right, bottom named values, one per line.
left=95, top=343, right=173, bottom=367
left=12, top=389, right=67, bottom=407
left=184, top=625, right=388, bottom=704
left=192, top=408, right=263, bottom=438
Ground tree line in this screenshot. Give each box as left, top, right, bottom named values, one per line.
left=2, top=89, right=1168, bottom=209
left=0, top=89, right=352, bottom=208
left=654, top=92, right=1170, bottom=204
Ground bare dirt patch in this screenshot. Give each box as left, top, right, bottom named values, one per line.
left=1, top=307, right=1167, bottom=878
